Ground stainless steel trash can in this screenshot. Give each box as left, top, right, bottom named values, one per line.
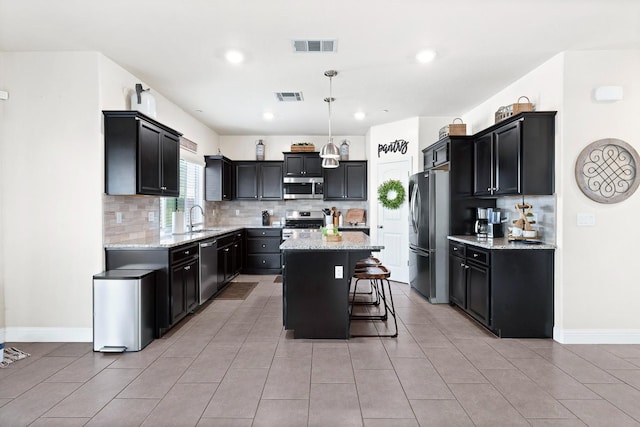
left=93, top=269, right=155, bottom=352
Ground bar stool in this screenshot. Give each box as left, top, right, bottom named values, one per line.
left=351, top=256, right=382, bottom=306
left=349, top=264, right=398, bottom=338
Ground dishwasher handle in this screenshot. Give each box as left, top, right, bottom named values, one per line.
left=200, top=241, right=217, bottom=248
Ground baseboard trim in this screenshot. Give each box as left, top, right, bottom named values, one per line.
left=5, top=327, right=92, bottom=343
left=554, top=327, right=640, bottom=344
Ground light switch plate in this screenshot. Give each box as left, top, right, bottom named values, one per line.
left=577, top=212, right=596, bottom=226
left=116, top=212, right=122, bottom=224
left=335, top=266, right=343, bottom=279
left=148, top=211, right=155, bottom=222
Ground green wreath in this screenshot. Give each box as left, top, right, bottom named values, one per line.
left=377, top=179, right=405, bottom=210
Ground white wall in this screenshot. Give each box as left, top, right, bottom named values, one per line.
left=559, top=50, right=640, bottom=342
left=219, top=135, right=366, bottom=161
left=1, top=52, right=103, bottom=341
left=1, top=52, right=219, bottom=342
left=461, top=50, right=640, bottom=343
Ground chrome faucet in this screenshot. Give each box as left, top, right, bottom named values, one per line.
left=189, top=204, right=205, bottom=232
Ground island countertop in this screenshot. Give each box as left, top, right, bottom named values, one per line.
left=280, top=230, right=383, bottom=251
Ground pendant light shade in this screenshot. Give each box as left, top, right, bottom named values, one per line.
left=321, top=157, right=340, bottom=168
left=320, top=138, right=340, bottom=159
left=321, top=70, right=341, bottom=165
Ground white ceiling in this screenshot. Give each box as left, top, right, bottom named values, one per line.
left=1, top=0, right=639, bottom=136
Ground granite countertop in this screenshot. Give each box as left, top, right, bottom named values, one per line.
left=280, top=230, right=383, bottom=251
left=447, top=235, right=556, bottom=250
left=105, top=225, right=282, bottom=249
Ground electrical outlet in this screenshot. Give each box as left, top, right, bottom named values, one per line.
left=577, top=213, right=595, bottom=226
left=235, top=209, right=240, bottom=216
left=148, top=211, right=155, bottom=222
left=335, top=265, right=343, bottom=279
left=116, top=212, right=122, bottom=224
left=269, top=209, right=274, bottom=215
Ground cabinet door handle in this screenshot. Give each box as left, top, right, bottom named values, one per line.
left=184, top=265, right=191, bottom=271
left=224, top=248, right=230, bottom=252
left=262, top=244, right=266, bottom=248
left=184, top=251, right=189, bottom=255
left=473, top=253, right=478, bottom=258
left=262, top=260, right=266, bottom=264
left=453, top=247, right=458, bottom=251
left=487, top=187, right=492, bottom=191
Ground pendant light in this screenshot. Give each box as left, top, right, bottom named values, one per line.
left=320, top=70, right=340, bottom=166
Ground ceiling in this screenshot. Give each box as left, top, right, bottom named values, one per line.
left=1, top=0, right=639, bottom=136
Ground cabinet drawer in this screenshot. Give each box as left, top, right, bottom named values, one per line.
left=247, top=238, right=281, bottom=253
left=467, top=246, right=489, bottom=265
left=246, top=228, right=282, bottom=238
left=449, top=242, right=466, bottom=257
left=171, top=244, right=199, bottom=264
left=246, top=253, right=282, bottom=269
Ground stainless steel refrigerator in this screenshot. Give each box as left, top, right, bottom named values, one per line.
left=409, top=170, right=449, bottom=303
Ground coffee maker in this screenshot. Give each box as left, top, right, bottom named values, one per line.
left=486, top=208, right=505, bottom=238
left=474, top=208, right=489, bottom=239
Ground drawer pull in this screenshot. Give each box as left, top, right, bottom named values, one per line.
left=262, top=260, right=266, bottom=264
left=184, top=251, right=189, bottom=255
left=262, top=244, right=266, bottom=248
left=473, top=253, right=478, bottom=257
left=184, top=266, right=190, bottom=271
left=453, top=247, right=458, bottom=251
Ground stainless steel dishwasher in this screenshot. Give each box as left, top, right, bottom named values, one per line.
left=199, top=238, right=218, bottom=304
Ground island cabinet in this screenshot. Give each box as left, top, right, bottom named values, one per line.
left=103, top=111, right=181, bottom=197
left=205, top=155, right=234, bottom=201
left=473, top=111, right=556, bottom=197
left=323, top=161, right=367, bottom=201
left=244, top=228, right=282, bottom=274
left=217, top=231, right=243, bottom=286
left=234, top=161, right=283, bottom=200
left=448, top=240, right=554, bottom=338
left=283, top=152, right=322, bottom=177
left=105, top=243, right=200, bottom=338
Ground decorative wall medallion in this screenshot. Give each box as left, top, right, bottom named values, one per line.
left=575, top=138, right=639, bottom=203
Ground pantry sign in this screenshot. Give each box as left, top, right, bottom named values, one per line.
left=378, top=139, right=409, bottom=158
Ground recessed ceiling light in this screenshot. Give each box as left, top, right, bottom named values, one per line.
left=263, top=112, right=275, bottom=121
left=225, top=50, right=244, bottom=64
left=354, top=111, right=366, bottom=120
left=415, top=49, right=436, bottom=64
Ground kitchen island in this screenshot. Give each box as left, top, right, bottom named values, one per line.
left=280, top=230, right=384, bottom=339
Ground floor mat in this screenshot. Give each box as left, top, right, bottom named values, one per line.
left=216, top=282, right=258, bottom=300
left=0, top=347, right=31, bottom=368
left=274, top=275, right=282, bottom=283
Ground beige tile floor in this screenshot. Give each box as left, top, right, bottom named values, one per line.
left=1, top=274, right=640, bottom=426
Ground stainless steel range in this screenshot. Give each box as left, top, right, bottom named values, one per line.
left=282, top=210, right=324, bottom=240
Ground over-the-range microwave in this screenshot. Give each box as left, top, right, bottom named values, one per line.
left=282, top=177, right=324, bottom=200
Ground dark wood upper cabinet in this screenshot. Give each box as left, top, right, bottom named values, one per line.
left=104, top=111, right=181, bottom=197
left=473, top=112, right=556, bottom=197
left=234, top=161, right=283, bottom=201
left=323, top=161, right=367, bottom=201
left=205, top=155, right=233, bottom=201
left=283, top=152, right=322, bottom=177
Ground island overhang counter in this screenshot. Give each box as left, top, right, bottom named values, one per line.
left=280, top=231, right=384, bottom=339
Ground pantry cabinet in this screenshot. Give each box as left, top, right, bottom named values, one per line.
left=104, top=111, right=181, bottom=197
left=473, top=112, right=556, bottom=197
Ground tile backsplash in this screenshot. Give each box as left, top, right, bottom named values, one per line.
left=103, top=194, right=368, bottom=243
left=496, top=195, right=556, bottom=243
left=103, top=195, right=160, bottom=244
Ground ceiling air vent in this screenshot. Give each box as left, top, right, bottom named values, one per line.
left=275, top=92, right=304, bottom=102
left=292, top=39, right=337, bottom=53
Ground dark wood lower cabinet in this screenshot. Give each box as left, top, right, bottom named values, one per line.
left=448, top=240, right=554, bottom=338
left=244, top=228, right=282, bottom=274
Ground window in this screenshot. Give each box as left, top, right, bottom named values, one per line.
left=160, top=160, right=204, bottom=232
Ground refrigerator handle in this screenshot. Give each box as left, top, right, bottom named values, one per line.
left=410, top=183, right=419, bottom=233
left=428, top=173, right=436, bottom=249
